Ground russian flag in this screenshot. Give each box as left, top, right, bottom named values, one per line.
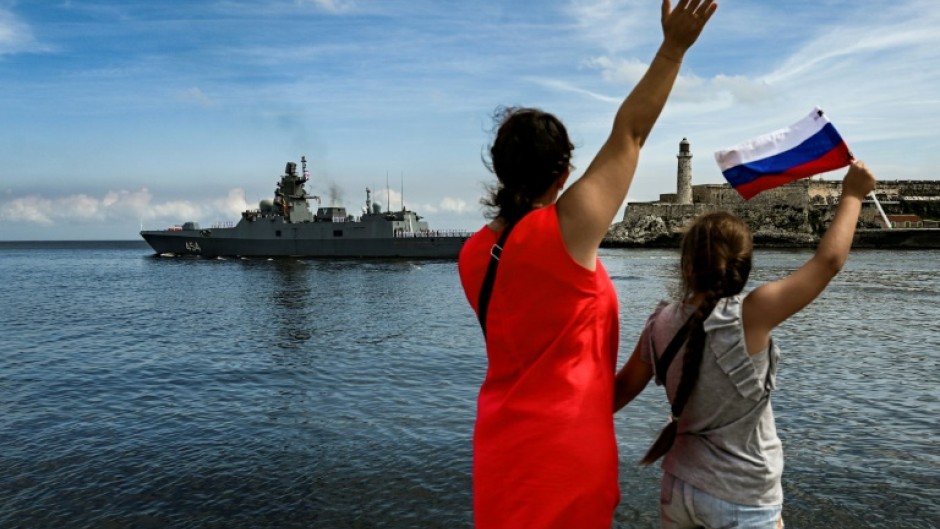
left=714, top=107, right=853, bottom=200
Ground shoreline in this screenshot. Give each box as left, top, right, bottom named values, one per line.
left=601, top=228, right=940, bottom=249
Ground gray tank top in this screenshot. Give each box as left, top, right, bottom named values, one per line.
left=639, top=294, right=783, bottom=506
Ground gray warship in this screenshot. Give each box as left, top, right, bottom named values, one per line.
left=140, top=157, right=471, bottom=258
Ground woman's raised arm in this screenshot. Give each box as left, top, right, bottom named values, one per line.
left=557, top=0, right=717, bottom=269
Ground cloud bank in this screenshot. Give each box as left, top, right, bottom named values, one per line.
left=0, top=188, right=250, bottom=229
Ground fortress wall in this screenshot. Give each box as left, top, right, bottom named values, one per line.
left=622, top=192, right=886, bottom=236
left=895, top=180, right=940, bottom=197
left=618, top=173, right=939, bottom=241
left=690, top=182, right=812, bottom=207
left=859, top=203, right=886, bottom=226
left=807, top=181, right=842, bottom=203
left=692, top=185, right=736, bottom=205
left=898, top=198, right=940, bottom=219
left=792, top=181, right=940, bottom=218
left=807, top=180, right=940, bottom=200
left=874, top=181, right=901, bottom=201
left=623, top=203, right=712, bottom=224
left=687, top=179, right=940, bottom=203
left=752, top=184, right=811, bottom=207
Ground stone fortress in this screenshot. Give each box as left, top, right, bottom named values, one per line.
left=604, top=138, right=940, bottom=248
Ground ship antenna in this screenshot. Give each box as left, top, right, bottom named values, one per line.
left=400, top=170, right=404, bottom=211
left=386, top=171, right=390, bottom=212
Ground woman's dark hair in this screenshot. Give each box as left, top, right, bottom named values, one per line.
left=641, top=211, right=753, bottom=465
left=482, top=106, right=574, bottom=225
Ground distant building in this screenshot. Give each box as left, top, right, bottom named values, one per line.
left=608, top=138, right=940, bottom=244
left=887, top=214, right=923, bottom=228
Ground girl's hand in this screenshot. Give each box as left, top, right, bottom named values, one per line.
left=842, top=160, right=877, bottom=199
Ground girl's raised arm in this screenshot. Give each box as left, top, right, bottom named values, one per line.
left=742, top=161, right=877, bottom=353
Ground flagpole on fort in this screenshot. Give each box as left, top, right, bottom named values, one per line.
left=869, top=191, right=892, bottom=229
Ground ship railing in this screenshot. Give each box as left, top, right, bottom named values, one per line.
left=394, top=229, right=474, bottom=238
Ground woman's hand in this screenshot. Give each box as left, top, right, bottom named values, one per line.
left=660, top=0, right=718, bottom=61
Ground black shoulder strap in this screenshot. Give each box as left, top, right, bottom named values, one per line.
left=476, top=222, right=517, bottom=337
left=654, top=318, right=692, bottom=386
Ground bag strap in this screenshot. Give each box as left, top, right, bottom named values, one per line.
left=476, top=222, right=517, bottom=337
left=654, top=316, right=692, bottom=386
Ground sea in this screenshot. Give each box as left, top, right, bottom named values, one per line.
left=0, top=241, right=937, bottom=529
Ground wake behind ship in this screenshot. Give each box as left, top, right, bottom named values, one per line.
left=140, top=157, right=471, bottom=258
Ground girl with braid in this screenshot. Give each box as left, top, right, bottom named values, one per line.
left=613, top=161, right=877, bottom=529
left=458, top=1, right=716, bottom=527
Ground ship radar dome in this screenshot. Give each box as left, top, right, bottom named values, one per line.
left=260, top=199, right=275, bottom=213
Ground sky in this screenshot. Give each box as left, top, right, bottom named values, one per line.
left=1, top=0, right=938, bottom=240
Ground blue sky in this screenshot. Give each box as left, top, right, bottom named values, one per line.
left=1, top=0, right=938, bottom=240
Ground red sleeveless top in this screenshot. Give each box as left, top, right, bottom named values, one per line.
left=458, top=205, right=620, bottom=529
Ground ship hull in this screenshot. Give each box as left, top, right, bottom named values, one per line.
left=141, top=224, right=468, bottom=258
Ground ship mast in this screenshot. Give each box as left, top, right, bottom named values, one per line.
left=276, top=156, right=316, bottom=224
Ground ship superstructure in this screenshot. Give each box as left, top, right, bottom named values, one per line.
left=140, top=157, right=470, bottom=258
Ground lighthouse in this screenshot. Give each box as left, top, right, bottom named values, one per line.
left=677, top=137, right=693, bottom=205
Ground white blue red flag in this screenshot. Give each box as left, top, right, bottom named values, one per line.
left=714, top=107, right=853, bottom=200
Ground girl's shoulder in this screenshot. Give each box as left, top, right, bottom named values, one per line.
left=704, top=293, right=778, bottom=400
left=703, top=293, right=746, bottom=332
left=647, top=299, right=695, bottom=326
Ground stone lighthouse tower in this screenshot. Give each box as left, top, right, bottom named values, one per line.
left=677, top=137, right=693, bottom=205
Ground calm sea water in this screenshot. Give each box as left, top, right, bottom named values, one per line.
left=0, top=241, right=937, bottom=529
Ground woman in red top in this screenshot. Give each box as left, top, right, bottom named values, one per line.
left=458, top=1, right=717, bottom=527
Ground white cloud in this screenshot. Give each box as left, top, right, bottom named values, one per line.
left=1, top=197, right=55, bottom=225
left=565, top=0, right=656, bottom=54
left=148, top=200, right=202, bottom=223
left=178, top=87, right=215, bottom=107
left=709, top=75, right=774, bottom=105
left=0, top=188, right=251, bottom=229
left=369, top=188, right=473, bottom=217
left=0, top=8, right=44, bottom=55
left=529, top=76, right=621, bottom=104
left=212, top=188, right=251, bottom=217
left=584, top=56, right=647, bottom=85
left=583, top=56, right=774, bottom=106
left=297, top=0, right=357, bottom=14
left=438, top=196, right=471, bottom=214
left=372, top=188, right=401, bottom=212
left=743, top=1, right=940, bottom=149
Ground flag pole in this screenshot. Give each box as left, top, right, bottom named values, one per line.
left=846, top=150, right=891, bottom=230
left=869, top=191, right=892, bottom=229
